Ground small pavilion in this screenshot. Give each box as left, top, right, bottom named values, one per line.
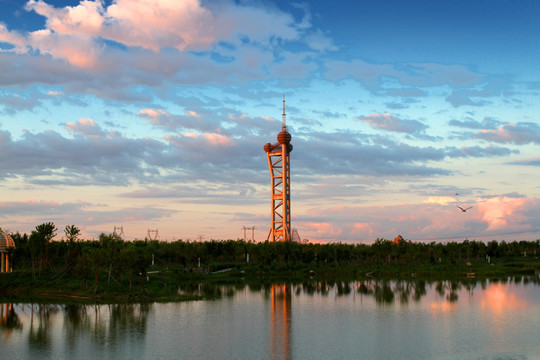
left=0, top=228, right=15, bottom=273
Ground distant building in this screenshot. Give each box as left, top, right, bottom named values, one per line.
left=393, top=235, right=404, bottom=244
left=0, top=228, right=15, bottom=273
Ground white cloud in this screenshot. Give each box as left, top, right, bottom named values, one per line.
left=325, top=60, right=484, bottom=89
left=358, top=113, right=427, bottom=134
left=305, top=29, right=338, bottom=52
left=0, top=23, right=27, bottom=53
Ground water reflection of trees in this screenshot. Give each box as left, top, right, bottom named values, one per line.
left=175, top=274, right=539, bottom=306
left=0, top=302, right=151, bottom=351
left=291, top=279, right=429, bottom=305
left=303, top=275, right=538, bottom=304
left=62, top=303, right=151, bottom=347
left=2, top=274, right=536, bottom=348
left=27, top=304, right=60, bottom=351
left=104, top=304, right=150, bottom=346
left=178, top=282, right=244, bottom=298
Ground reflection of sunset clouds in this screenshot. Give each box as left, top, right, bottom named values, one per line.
left=480, top=284, right=526, bottom=313
left=429, top=301, right=457, bottom=313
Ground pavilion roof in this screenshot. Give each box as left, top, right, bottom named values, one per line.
left=0, top=228, right=16, bottom=252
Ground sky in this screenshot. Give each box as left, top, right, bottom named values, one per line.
left=1, top=0, right=539, bottom=243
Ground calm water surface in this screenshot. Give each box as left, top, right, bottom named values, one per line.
left=2, top=276, right=540, bottom=360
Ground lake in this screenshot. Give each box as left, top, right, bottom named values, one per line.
left=2, top=276, right=540, bottom=359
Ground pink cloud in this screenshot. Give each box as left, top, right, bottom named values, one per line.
left=478, top=126, right=514, bottom=142
left=25, top=0, right=214, bottom=53
left=105, top=0, right=215, bottom=52
left=139, top=108, right=170, bottom=125
left=185, top=110, right=201, bottom=118
left=65, top=118, right=105, bottom=138
left=140, top=108, right=204, bottom=130
left=475, top=122, right=540, bottom=144
left=140, top=108, right=168, bottom=118
left=5, top=0, right=301, bottom=70
left=477, top=196, right=531, bottom=231
left=203, top=133, right=235, bottom=147
left=351, top=222, right=374, bottom=235
left=259, top=116, right=276, bottom=122
left=422, top=196, right=457, bottom=205
left=296, top=196, right=540, bottom=243
left=28, top=28, right=104, bottom=69
left=165, top=132, right=236, bottom=148
left=301, top=222, right=343, bottom=236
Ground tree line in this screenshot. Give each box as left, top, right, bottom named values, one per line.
left=5, top=222, right=540, bottom=288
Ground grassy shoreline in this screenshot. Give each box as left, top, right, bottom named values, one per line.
left=4, top=233, right=540, bottom=303
left=2, top=258, right=539, bottom=304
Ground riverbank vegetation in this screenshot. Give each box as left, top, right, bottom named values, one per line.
left=1, top=223, right=539, bottom=302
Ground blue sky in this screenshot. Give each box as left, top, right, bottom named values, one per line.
left=1, top=0, right=539, bottom=242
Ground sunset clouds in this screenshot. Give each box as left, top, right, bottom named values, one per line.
left=1, top=0, right=539, bottom=242
left=4, top=0, right=303, bottom=70
left=475, top=123, right=540, bottom=145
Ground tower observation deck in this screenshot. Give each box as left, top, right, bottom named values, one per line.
left=263, top=97, right=293, bottom=242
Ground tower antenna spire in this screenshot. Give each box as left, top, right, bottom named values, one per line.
left=282, top=94, right=286, bottom=129
left=263, top=97, right=293, bottom=242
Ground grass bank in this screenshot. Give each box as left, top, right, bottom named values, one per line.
left=1, top=256, right=539, bottom=303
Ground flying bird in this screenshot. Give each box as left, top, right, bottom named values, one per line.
left=457, top=206, right=473, bottom=212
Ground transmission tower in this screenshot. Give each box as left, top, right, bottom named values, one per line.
left=113, top=226, right=124, bottom=237
left=263, top=96, right=293, bottom=242
left=147, top=229, right=159, bottom=240
left=242, top=226, right=256, bottom=242
left=291, top=228, right=301, bottom=243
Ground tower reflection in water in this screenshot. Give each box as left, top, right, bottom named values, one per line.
left=270, top=284, right=292, bottom=360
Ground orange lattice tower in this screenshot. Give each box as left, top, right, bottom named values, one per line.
left=264, top=97, right=293, bottom=242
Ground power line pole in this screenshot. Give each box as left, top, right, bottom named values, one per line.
left=242, top=226, right=256, bottom=242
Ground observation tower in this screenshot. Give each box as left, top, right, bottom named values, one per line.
left=263, top=97, right=293, bottom=242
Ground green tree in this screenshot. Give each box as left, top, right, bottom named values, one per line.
left=34, top=222, right=58, bottom=272
left=35, top=222, right=57, bottom=243
left=28, top=231, right=45, bottom=277
left=99, top=233, right=123, bottom=284
left=120, top=245, right=148, bottom=291
left=64, top=225, right=81, bottom=243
